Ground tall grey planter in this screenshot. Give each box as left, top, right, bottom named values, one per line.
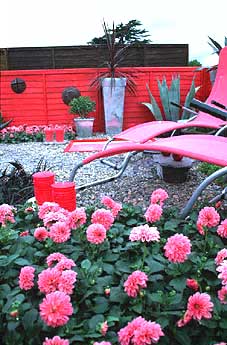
left=101, top=78, right=126, bottom=135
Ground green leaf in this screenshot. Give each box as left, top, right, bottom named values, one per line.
left=115, top=260, right=132, bottom=273
left=149, top=292, right=163, bottom=303
left=88, top=314, right=104, bottom=329
left=93, top=297, right=109, bottom=313
left=158, top=78, right=171, bottom=120
left=103, top=263, right=114, bottom=274
left=219, top=319, right=227, bottom=329
left=109, top=286, right=126, bottom=303
left=142, top=84, right=163, bottom=120
left=145, top=257, right=165, bottom=273
left=14, top=258, right=31, bottom=266
left=175, top=329, right=191, bottom=345
left=131, top=302, right=143, bottom=313
left=107, top=315, right=120, bottom=323
left=7, top=321, right=20, bottom=332
left=22, top=309, right=38, bottom=329
left=169, top=277, right=186, bottom=291
left=164, top=219, right=181, bottom=231
left=81, top=259, right=91, bottom=271
left=126, top=218, right=138, bottom=226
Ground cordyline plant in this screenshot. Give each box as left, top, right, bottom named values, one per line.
left=90, top=20, right=137, bottom=94
left=0, top=189, right=227, bottom=345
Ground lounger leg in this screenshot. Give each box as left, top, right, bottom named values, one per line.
left=69, top=152, right=136, bottom=190
left=180, top=167, right=227, bottom=219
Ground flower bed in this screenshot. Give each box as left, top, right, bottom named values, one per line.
left=0, top=125, right=75, bottom=143
left=0, top=190, right=227, bottom=344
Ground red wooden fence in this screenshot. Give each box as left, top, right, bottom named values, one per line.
left=0, top=67, right=211, bottom=132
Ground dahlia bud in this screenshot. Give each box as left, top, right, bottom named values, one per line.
left=104, top=288, right=110, bottom=296
left=186, top=278, right=199, bottom=291
left=10, top=310, right=19, bottom=318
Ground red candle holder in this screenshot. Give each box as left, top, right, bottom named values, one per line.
left=33, top=171, right=55, bottom=205
left=51, top=182, right=76, bottom=211
left=55, top=127, right=65, bottom=142
left=44, top=128, right=54, bottom=142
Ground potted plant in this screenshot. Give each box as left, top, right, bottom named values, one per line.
left=69, top=96, right=96, bottom=138
left=90, top=20, right=136, bottom=135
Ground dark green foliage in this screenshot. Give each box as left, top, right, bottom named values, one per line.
left=188, top=59, right=202, bottom=66
left=0, top=112, right=13, bottom=130
left=0, top=159, right=49, bottom=205
left=198, top=162, right=226, bottom=186
left=88, top=19, right=151, bottom=45
left=69, top=96, right=96, bottom=118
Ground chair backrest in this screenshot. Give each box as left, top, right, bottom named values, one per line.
left=204, top=46, right=227, bottom=109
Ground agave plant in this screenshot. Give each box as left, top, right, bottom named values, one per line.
left=142, top=75, right=200, bottom=121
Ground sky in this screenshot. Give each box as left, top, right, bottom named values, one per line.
left=1, top=0, right=226, bottom=66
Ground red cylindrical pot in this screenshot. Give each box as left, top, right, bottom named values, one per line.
left=55, top=127, right=65, bottom=142
left=51, top=182, right=76, bottom=211
left=33, top=171, right=55, bottom=205
left=44, top=128, right=54, bottom=142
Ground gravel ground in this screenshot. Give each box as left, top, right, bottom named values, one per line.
left=0, top=139, right=223, bottom=212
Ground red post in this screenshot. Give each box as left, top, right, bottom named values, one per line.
left=51, top=182, right=76, bottom=211
left=33, top=171, right=55, bottom=205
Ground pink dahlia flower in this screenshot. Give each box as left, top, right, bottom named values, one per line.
left=58, top=270, right=77, bottom=295
left=86, top=223, right=107, bottom=244
left=164, top=233, right=191, bottom=263
left=46, top=252, right=67, bottom=267
left=217, top=219, right=227, bottom=238
left=38, top=268, right=61, bottom=294
left=19, top=266, right=35, bottom=290
left=144, top=204, right=162, bottom=223
left=215, top=248, right=227, bottom=266
left=129, top=224, right=160, bottom=242
left=186, top=278, right=199, bottom=291
left=67, top=207, right=87, bottom=229
left=0, top=204, right=16, bottom=226
left=187, top=292, right=213, bottom=321
left=218, top=285, right=227, bottom=304
left=93, top=342, right=112, bottom=345
left=118, top=316, right=164, bottom=345
left=217, top=260, right=227, bottom=285
left=124, top=270, right=148, bottom=298
left=55, top=258, right=76, bottom=271
left=150, top=188, right=168, bottom=206
left=43, top=210, right=69, bottom=228
left=43, top=336, right=69, bottom=345
left=177, top=310, right=192, bottom=328
left=38, top=202, right=61, bottom=220
left=101, top=195, right=122, bottom=217
left=34, top=227, right=49, bottom=241
left=100, top=321, right=108, bottom=336
left=196, top=206, right=220, bottom=235
left=91, top=209, right=114, bottom=230
left=49, top=221, right=71, bottom=243
left=39, top=291, right=73, bottom=327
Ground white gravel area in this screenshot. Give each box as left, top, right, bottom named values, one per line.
left=0, top=140, right=223, bottom=211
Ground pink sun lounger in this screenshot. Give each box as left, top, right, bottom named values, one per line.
left=69, top=47, right=227, bottom=218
